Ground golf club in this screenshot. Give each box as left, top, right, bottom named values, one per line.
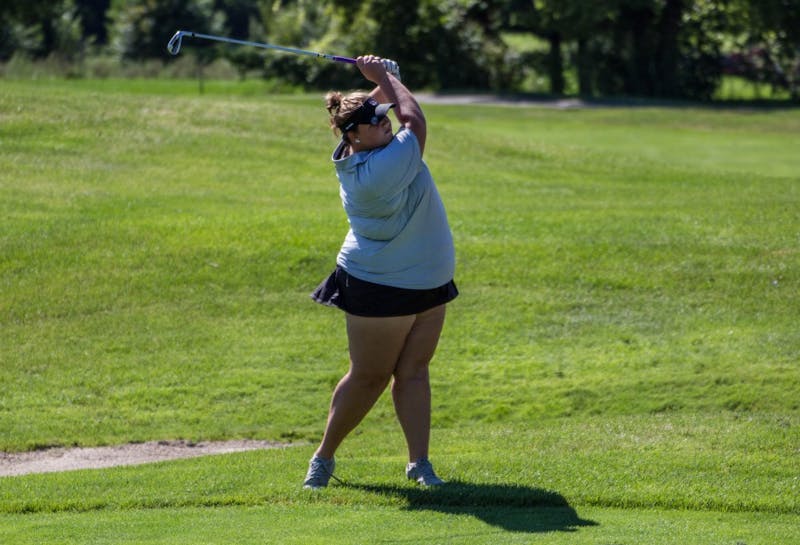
left=167, top=30, right=356, bottom=64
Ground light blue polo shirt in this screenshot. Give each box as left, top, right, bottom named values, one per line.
left=332, top=127, right=455, bottom=289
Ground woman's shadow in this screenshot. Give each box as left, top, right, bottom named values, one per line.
left=348, top=480, right=597, bottom=534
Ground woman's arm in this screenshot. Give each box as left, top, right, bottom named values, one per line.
left=368, top=59, right=399, bottom=103
left=359, top=56, right=427, bottom=156
left=368, top=84, right=389, bottom=105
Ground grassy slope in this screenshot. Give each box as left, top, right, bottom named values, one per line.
left=1, top=79, right=799, bottom=543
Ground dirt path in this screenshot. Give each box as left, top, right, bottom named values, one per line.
left=0, top=440, right=291, bottom=477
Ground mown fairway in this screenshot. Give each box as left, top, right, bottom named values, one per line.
left=1, top=79, right=798, bottom=544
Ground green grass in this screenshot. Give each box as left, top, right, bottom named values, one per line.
left=714, top=75, right=793, bottom=101
left=1, top=79, right=799, bottom=543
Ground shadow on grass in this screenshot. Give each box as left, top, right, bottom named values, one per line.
left=348, top=480, right=597, bottom=534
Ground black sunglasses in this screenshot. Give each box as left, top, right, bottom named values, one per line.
left=338, top=98, right=394, bottom=133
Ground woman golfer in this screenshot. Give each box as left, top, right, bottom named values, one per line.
left=304, top=55, right=457, bottom=489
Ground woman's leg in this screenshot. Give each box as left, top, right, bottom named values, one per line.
left=315, top=313, right=416, bottom=459
left=391, top=305, right=446, bottom=462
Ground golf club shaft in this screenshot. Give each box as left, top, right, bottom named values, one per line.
left=167, top=30, right=356, bottom=64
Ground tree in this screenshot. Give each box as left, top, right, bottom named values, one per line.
left=108, top=0, right=221, bottom=60
left=746, top=0, right=800, bottom=99
left=502, top=0, right=618, bottom=96
left=0, top=0, right=85, bottom=61
left=510, top=0, right=736, bottom=99
left=2, top=0, right=796, bottom=100
left=254, top=0, right=518, bottom=91
left=75, top=0, right=112, bottom=45
left=214, top=0, right=258, bottom=39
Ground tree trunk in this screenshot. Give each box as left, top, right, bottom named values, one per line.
left=547, top=31, right=565, bottom=95
left=577, top=38, right=593, bottom=97
left=655, top=0, right=684, bottom=97
left=626, top=8, right=654, bottom=96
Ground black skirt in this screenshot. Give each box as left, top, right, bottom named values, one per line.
left=311, top=266, right=458, bottom=317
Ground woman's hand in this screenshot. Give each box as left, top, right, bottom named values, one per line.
left=382, top=59, right=401, bottom=82
left=356, top=55, right=390, bottom=84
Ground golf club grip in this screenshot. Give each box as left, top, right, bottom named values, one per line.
left=331, top=56, right=357, bottom=64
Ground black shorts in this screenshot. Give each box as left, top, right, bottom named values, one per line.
left=311, top=266, right=458, bottom=317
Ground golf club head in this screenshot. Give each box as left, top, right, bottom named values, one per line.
left=167, top=31, right=184, bottom=55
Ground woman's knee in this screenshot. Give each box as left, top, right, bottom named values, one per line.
left=393, top=364, right=429, bottom=386
left=347, top=368, right=393, bottom=391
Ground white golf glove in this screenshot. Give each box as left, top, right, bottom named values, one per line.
left=382, top=58, right=401, bottom=82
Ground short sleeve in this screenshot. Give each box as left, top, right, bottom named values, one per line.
left=360, top=128, right=422, bottom=197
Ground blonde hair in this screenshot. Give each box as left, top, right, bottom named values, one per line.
left=325, top=91, right=369, bottom=139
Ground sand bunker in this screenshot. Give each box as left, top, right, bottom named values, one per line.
left=0, top=440, right=289, bottom=477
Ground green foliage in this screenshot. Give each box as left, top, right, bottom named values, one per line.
left=2, top=0, right=800, bottom=97
left=0, top=0, right=84, bottom=62
left=254, top=0, right=353, bottom=88
left=251, top=0, right=518, bottom=91
left=108, top=0, right=222, bottom=60
left=745, top=0, right=800, bottom=99
left=410, top=0, right=518, bottom=90
left=74, top=0, right=112, bottom=44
